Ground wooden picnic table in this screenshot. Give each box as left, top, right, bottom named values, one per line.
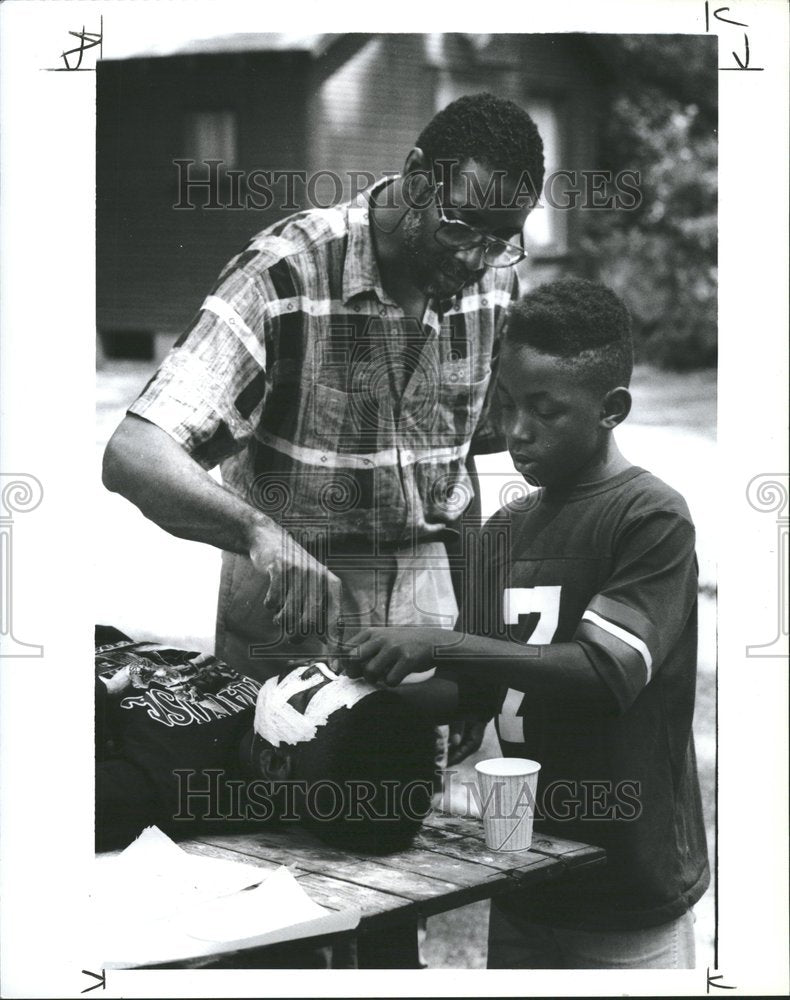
left=147, top=812, right=605, bottom=969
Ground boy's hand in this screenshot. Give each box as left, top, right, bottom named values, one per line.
left=342, top=626, right=457, bottom=686
left=448, top=719, right=487, bottom=766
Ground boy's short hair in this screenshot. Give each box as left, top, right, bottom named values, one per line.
left=504, top=278, right=634, bottom=392
left=290, top=690, right=437, bottom=854
left=416, top=92, right=545, bottom=204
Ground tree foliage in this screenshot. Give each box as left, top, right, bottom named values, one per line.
left=578, top=36, right=717, bottom=369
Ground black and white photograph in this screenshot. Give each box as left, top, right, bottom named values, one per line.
left=0, top=2, right=788, bottom=996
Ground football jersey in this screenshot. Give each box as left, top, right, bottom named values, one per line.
left=454, top=466, right=710, bottom=930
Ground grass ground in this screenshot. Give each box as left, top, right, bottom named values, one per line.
left=95, top=356, right=716, bottom=969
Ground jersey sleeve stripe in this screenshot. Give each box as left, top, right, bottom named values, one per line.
left=588, top=593, right=660, bottom=657
left=575, top=621, right=648, bottom=710
left=202, top=295, right=267, bottom=370
left=581, top=610, right=653, bottom=682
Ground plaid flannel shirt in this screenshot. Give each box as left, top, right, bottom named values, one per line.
left=129, top=179, right=518, bottom=551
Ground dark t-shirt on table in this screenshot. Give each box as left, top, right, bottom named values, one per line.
left=95, top=626, right=260, bottom=849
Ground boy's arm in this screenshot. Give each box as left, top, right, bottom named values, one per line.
left=348, top=506, right=697, bottom=718
left=390, top=672, right=503, bottom=726
left=350, top=627, right=618, bottom=714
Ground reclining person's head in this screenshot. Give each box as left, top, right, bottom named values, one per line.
left=240, top=660, right=437, bottom=853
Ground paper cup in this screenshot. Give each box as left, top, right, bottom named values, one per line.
left=474, top=757, right=541, bottom=852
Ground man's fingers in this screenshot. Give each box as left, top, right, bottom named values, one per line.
left=324, top=576, right=343, bottom=642
left=298, top=573, right=323, bottom=636
left=261, top=544, right=343, bottom=641
left=263, top=563, right=283, bottom=612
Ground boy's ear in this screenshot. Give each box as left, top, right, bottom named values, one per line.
left=600, top=387, right=632, bottom=429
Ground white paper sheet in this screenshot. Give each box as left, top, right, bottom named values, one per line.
left=93, top=827, right=360, bottom=968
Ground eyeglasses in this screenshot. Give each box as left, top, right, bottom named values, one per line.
left=432, top=183, right=527, bottom=268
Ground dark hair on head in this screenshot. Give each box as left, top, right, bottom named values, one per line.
left=504, top=278, right=634, bottom=392
left=291, top=690, right=437, bottom=854
left=415, top=92, right=545, bottom=204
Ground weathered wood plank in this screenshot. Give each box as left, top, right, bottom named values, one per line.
left=196, top=830, right=474, bottom=900
left=179, top=838, right=283, bottom=872
left=197, top=829, right=353, bottom=872
left=197, top=825, right=504, bottom=887
left=411, top=825, right=465, bottom=848
left=313, top=857, right=465, bottom=899
left=189, top=816, right=606, bottom=933
left=528, top=833, right=605, bottom=858
left=425, top=813, right=604, bottom=862
left=424, top=811, right=485, bottom=839
left=371, top=847, right=501, bottom=886
left=414, top=830, right=549, bottom=872
left=294, top=872, right=413, bottom=920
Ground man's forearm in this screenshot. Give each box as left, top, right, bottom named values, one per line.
left=102, top=414, right=271, bottom=556
left=103, top=414, right=342, bottom=635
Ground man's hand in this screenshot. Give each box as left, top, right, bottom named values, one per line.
left=447, top=719, right=488, bottom=766
left=248, top=523, right=342, bottom=640
left=342, top=626, right=460, bottom=686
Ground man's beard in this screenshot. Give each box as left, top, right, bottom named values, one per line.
left=401, top=211, right=476, bottom=296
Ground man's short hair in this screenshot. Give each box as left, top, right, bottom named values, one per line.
left=416, top=92, right=545, bottom=204
left=504, top=278, right=634, bottom=392
left=290, top=690, right=437, bottom=854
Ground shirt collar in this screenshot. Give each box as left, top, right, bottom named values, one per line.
left=342, top=176, right=400, bottom=307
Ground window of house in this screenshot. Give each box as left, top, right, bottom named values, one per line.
left=183, top=110, right=238, bottom=169
left=519, top=98, right=565, bottom=253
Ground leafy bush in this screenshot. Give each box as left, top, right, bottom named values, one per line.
left=578, top=38, right=717, bottom=370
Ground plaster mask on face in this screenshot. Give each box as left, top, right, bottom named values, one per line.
left=253, top=661, right=378, bottom=746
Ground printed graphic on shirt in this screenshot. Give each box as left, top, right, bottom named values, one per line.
left=120, top=676, right=260, bottom=728
left=96, top=640, right=260, bottom=725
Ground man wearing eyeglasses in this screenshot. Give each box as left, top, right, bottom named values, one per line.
left=103, top=94, right=544, bottom=771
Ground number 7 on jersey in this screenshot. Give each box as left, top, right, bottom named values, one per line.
left=498, top=585, right=562, bottom=743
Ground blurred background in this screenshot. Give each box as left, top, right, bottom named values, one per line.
left=95, top=32, right=717, bottom=969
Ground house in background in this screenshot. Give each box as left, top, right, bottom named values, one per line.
left=97, top=32, right=610, bottom=355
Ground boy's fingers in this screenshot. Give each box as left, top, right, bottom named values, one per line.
left=350, top=635, right=384, bottom=664
left=384, top=660, right=411, bottom=687
left=341, top=659, right=364, bottom=678
left=362, top=646, right=399, bottom=682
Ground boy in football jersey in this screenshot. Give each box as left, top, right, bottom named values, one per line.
left=344, top=278, right=710, bottom=969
